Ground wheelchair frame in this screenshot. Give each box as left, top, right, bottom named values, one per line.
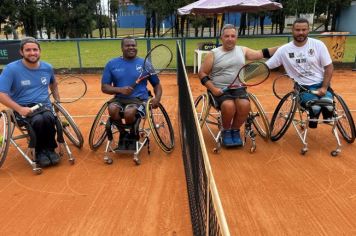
left=270, top=82, right=356, bottom=156
left=194, top=91, right=270, bottom=153
left=0, top=102, right=82, bottom=174
left=88, top=98, right=174, bottom=165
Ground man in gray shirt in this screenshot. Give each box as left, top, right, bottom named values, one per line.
left=199, top=24, right=277, bottom=147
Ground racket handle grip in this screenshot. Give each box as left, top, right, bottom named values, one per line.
left=221, top=88, right=228, bottom=93
left=310, top=90, right=319, bottom=95
left=30, top=103, right=42, bottom=112
left=21, top=103, right=42, bottom=118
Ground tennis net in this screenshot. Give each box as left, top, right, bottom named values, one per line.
left=176, top=41, right=230, bottom=236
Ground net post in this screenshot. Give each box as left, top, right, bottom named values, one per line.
left=353, top=53, right=356, bottom=71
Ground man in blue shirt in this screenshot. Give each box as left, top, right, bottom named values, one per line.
left=0, top=37, right=60, bottom=167
left=102, top=36, right=162, bottom=149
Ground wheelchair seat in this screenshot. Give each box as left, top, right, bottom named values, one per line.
left=0, top=103, right=80, bottom=174
left=88, top=97, right=175, bottom=166
left=270, top=87, right=356, bottom=156
left=195, top=90, right=270, bottom=153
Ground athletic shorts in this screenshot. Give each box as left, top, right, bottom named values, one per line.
left=211, top=88, right=249, bottom=109
left=109, top=97, right=146, bottom=118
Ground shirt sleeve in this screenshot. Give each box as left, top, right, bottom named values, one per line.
left=148, top=74, right=160, bottom=87
left=265, top=47, right=282, bottom=69
left=0, top=66, right=14, bottom=94
left=318, top=41, right=332, bottom=67
left=101, top=62, right=113, bottom=85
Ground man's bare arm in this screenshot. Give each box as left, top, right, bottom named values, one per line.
left=244, top=46, right=279, bottom=61
left=198, top=52, right=222, bottom=96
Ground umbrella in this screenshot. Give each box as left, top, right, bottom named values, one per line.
left=178, top=0, right=283, bottom=15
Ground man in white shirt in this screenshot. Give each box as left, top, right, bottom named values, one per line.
left=266, top=18, right=334, bottom=128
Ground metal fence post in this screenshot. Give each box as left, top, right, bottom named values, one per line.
left=76, top=40, right=83, bottom=72
left=146, top=38, right=151, bottom=54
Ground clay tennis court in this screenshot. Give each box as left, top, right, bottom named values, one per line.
left=0, top=74, right=192, bottom=235
left=0, top=70, right=355, bottom=235
left=190, top=69, right=356, bottom=235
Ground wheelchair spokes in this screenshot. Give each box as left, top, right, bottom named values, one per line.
left=147, top=99, right=175, bottom=153
left=53, top=103, right=84, bottom=148
left=89, top=102, right=109, bottom=150
left=194, top=93, right=210, bottom=127
left=270, top=92, right=297, bottom=141
left=0, top=111, right=11, bottom=167
left=334, top=94, right=356, bottom=143
left=248, top=93, right=270, bottom=139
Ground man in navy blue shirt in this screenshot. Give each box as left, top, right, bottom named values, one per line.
left=0, top=37, right=60, bottom=167
left=101, top=37, right=162, bottom=149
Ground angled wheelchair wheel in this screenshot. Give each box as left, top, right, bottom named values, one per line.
left=89, top=102, right=109, bottom=150
left=270, top=92, right=297, bottom=141
left=53, top=103, right=84, bottom=148
left=194, top=93, right=210, bottom=127
left=146, top=99, right=175, bottom=153
left=248, top=93, right=270, bottom=139
left=0, top=111, right=11, bottom=167
left=334, top=94, right=356, bottom=143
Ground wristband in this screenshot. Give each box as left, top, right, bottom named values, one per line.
left=262, top=48, right=271, bottom=58
left=200, top=76, right=210, bottom=85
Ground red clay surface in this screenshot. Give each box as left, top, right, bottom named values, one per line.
left=1, top=70, right=356, bottom=235
left=0, top=74, right=192, bottom=235
left=190, top=70, right=356, bottom=235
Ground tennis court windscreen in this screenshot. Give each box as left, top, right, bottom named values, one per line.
left=176, top=41, right=230, bottom=236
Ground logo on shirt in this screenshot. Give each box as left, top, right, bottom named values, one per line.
left=288, top=53, right=294, bottom=58
left=308, top=49, right=315, bottom=56
left=41, top=77, right=47, bottom=85
left=136, top=64, right=143, bottom=73
left=21, top=80, right=31, bottom=86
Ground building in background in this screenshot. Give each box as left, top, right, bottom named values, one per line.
left=336, top=0, right=356, bottom=34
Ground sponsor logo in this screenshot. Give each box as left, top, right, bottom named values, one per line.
left=41, top=77, right=47, bottom=85
left=21, top=80, right=31, bottom=86
left=288, top=53, right=294, bottom=58
left=136, top=64, right=143, bottom=73
left=308, top=49, right=314, bottom=56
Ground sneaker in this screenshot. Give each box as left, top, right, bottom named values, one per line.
left=231, top=129, right=243, bottom=147
left=36, top=150, right=51, bottom=167
left=308, top=117, right=318, bottom=128
left=222, top=130, right=235, bottom=147
left=45, top=149, right=60, bottom=165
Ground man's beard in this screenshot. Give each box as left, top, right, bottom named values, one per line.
left=294, top=35, right=307, bottom=43
left=23, top=56, right=40, bottom=64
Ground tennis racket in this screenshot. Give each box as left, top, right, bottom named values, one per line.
left=30, top=75, right=87, bottom=111
left=272, top=74, right=295, bottom=100
left=131, top=44, right=173, bottom=88
left=222, top=61, right=270, bottom=92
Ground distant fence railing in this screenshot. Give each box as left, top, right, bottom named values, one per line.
left=1, top=34, right=356, bottom=71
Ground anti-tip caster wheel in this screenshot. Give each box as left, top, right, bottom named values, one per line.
left=133, top=156, right=141, bottom=165
left=330, top=150, right=339, bottom=157
left=69, top=158, right=75, bottom=165
left=104, top=156, right=113, bottom=165
left=301, top=148, right=308, bottom=155
left=33, top=168, right=42, bottom=175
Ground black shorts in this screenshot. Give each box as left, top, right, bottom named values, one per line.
left=212, top=88, right=249, bottom=109
left=109, top=97, right=146, bottom=118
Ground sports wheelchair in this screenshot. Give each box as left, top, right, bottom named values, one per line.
left=0, top=102, right=84, bottom=174
left=88, top=97, right=174, bottom=165
left=270, top=77, right=356, bottom=156
left=194, top=91, right=270, bottom=153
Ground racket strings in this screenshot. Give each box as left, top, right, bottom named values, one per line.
left=240, top=63, right=269, bottom=84
left=144, top=46, right=172, bottom=74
